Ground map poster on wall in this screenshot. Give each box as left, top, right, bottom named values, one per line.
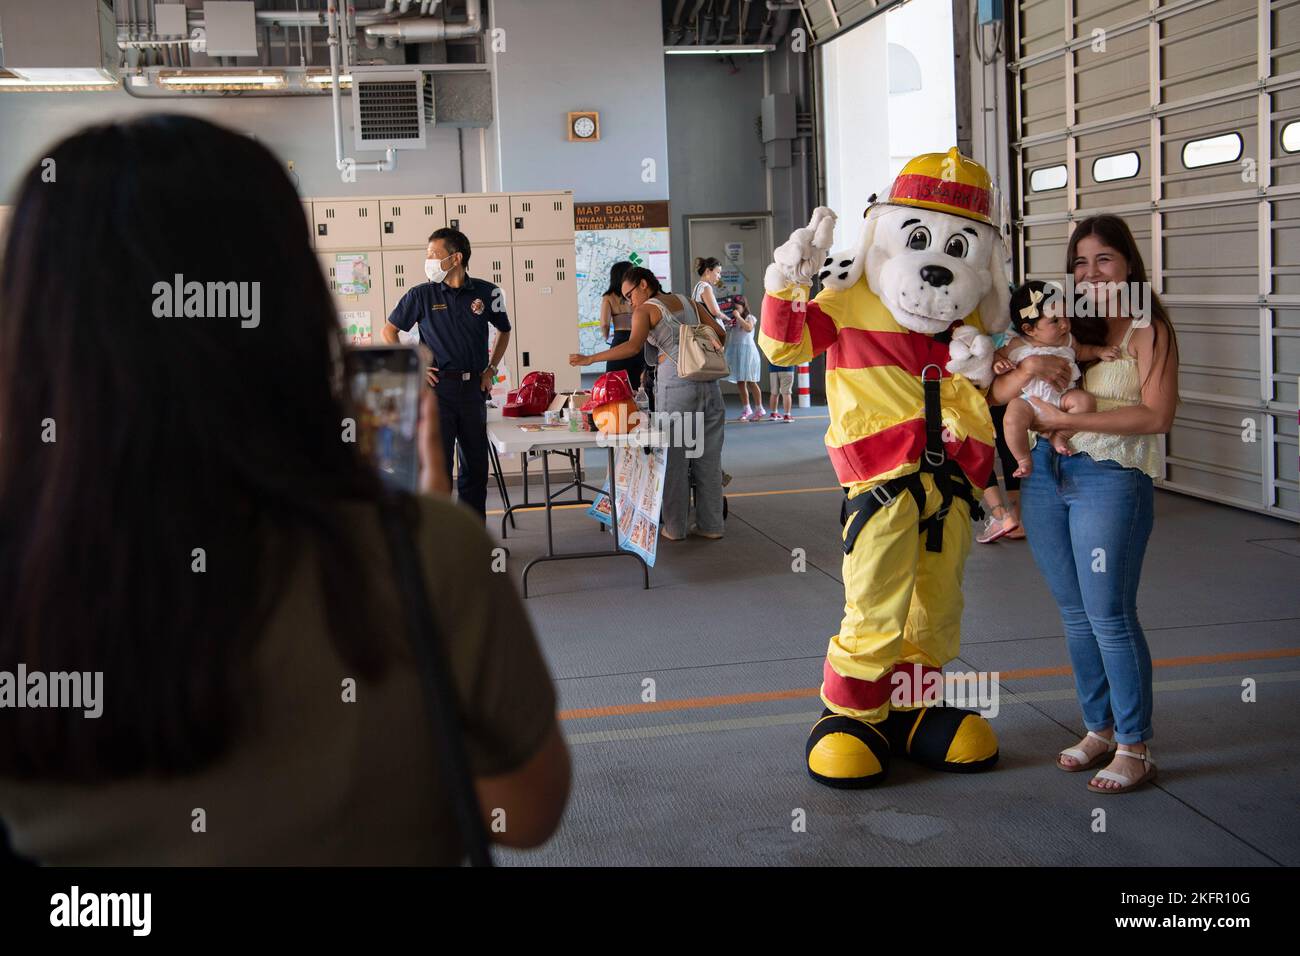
left=586, top=443, right=667, bottom=567
left=574, top=201, right=671, bottom=369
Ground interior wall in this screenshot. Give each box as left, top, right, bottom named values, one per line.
left=0, top=89, right=480, bottom=202
left=490, top=0, right=669, bottom=204
left=664, top=53, right=768, bottom=293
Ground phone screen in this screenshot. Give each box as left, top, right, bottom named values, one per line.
left=344, top=345, right=421, bottom=491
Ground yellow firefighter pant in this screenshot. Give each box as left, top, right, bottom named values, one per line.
left=821, top=471, right=973, bottom=723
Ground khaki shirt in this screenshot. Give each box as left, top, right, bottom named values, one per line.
left=0, top=496, right=556, bottom=865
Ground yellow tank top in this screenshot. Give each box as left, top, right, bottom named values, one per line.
left=1069, top=321, right=1164, bottom=478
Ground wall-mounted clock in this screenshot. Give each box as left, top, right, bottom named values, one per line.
left=567, top=111, right=600, bottom=142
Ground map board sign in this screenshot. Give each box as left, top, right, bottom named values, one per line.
left=575, top=201, right=671, bottom=369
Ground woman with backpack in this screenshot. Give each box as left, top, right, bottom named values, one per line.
left=570, top=267, right=728, bottom=541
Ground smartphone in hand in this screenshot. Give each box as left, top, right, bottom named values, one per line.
left=344, top=345, right=422, bottom=491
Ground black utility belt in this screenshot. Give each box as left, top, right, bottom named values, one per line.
left=839, top=463, right=984, bottom=556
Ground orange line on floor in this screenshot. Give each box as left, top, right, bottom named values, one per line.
left=558, top=647, right=1300, bottom=720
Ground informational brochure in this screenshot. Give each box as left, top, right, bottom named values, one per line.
left=586, top=443, right=667, bottom=567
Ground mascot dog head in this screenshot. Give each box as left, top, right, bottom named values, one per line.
left=821, top=149, right=1010, bottom=337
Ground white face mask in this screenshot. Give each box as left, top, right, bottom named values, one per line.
left=425, top=254, right=454, bottom=283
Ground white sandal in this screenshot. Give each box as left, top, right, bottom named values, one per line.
left=1057, top=731, right=1116, bottom=772
left=1088, top=747, right=1157, bottom=794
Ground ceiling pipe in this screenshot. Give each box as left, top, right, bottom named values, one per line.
left=666, top=0, right=689, bottom=44
left=364, top=0, right=482, bottom=42
left=736, top=0, right=750, bottom=43
left=714, top=0, right=734, bottom=45
left=328, top=1, right=396, bottom=176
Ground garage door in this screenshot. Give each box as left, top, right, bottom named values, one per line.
left=1012, top=0, right=1300, bottom=521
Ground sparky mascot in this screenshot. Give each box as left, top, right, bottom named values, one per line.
left=760, top=149, right=1011, bottom=788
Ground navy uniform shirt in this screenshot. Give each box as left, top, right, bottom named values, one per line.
left=387, top=274, right=510, bottom=374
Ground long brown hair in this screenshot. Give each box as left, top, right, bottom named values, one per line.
left=0, top=116, right=390, bottom=781
left=1066, top=214, right=1178, bottom=395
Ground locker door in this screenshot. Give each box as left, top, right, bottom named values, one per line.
left=318, top=251, right=386, bottom=344
left=511, top=243, right=579, bottom=392
left=475, top=244, right=518, bottom=385
left=313, top=199, right=381, bottom=249
left=381, top=248, right=429, bottom=317
left=301, top=202, right=315, bottom=248
left=380, top=196, right=446, bottom=248
left=509, top=192, right=574, bottom=243
left=443, top=194, right=511, bottom=244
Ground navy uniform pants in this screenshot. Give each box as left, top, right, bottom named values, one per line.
left=436, top=375, right=489, bottom=517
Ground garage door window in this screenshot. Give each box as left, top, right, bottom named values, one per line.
left=1092, top=152, right=1141, bottom=182
left=1282, top=121, right=1300, bottom=154
left=1181, top=132, right=1243, bottom=168
left=1029, top=164, right=1068, bottom=192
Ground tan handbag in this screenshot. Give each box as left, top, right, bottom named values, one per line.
left=651, top=294, right=729, bottom=382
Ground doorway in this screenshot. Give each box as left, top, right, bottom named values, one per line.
left=685, top=213, right=773, bottom=303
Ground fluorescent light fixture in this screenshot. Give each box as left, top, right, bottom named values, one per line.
left=0, top=68, right=117, bottom=89
left=664, top=45, right=775, bottom=54
left=159, top=73, right=285, bottom=87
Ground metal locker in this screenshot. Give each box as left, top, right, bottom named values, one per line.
left=443, top=194, right=512, bottom=244
left=318, top=251, right=386, bottom=344
left=312, top=199, right=381, bottom=250
left=381, top=248, right=429, bottom=317
left=510, top=243, right=579, bottom=392
left=475, top=244, right=518, bottom=378
left=509, top=192, right=574, bottom=243
left=380, top=196, right=446, bottom=248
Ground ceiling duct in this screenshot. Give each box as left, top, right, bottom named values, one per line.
left=0, top=0, right=120, bottom=84
left=351, top=69, right=426, bottom=151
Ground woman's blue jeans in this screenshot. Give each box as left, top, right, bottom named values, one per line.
left=1019, top=442, right=1155, bottom=744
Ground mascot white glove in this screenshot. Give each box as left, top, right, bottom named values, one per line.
left=945, top=324, right=996, bottom=389
left=765, top=207, right=838, bottom=294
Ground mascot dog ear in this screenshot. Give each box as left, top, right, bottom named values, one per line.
left=821, top=202, right=884, bottom=294
left=976, top=227, right=1012, bottom=335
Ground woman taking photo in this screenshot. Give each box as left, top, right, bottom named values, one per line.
left=990, top=214, right=1178, bottom=794
left=598, top=260, right=644, bottom=392
left=570, top=267, right=727, bottom=540
left=0, top=116, right=569, bottom=864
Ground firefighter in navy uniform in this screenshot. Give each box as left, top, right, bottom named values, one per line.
left=384, top=227, right=511, bottom=518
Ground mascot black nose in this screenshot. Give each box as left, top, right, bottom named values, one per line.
left=920, top=265, right=954, bottom=287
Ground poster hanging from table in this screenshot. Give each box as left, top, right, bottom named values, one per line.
left=574, top=201, right=671, bottom=369
left=586, top=443, right=667, bottom=567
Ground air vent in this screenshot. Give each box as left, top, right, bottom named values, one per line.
left=352, top=71, right=426, bottom=151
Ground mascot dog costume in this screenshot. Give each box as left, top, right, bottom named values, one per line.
left=759, top=149, right=1011, bottom=788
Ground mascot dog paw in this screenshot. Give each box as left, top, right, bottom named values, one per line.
left=760, top=150, right=1011, bottom=788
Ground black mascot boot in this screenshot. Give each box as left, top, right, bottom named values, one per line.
left=806, top=708, right=891, bottom=788
left=881, top=705, right=999, bottom=773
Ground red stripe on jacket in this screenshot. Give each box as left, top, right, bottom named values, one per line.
left=826, top=326, right=956, bottom=376
left=761, top=295, right=838, bottom=356
left=827, top=420, right=994, bottom=488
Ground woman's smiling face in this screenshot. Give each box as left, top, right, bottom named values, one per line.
left=1073, top=234, right=1129, bottom=311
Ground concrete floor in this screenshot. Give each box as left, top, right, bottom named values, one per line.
left=487, top=398, right=1300, bottom=866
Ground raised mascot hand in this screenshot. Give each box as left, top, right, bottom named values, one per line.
left=764, top=207, right=838, bottom=294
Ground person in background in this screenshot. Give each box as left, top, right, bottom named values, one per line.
left=383, top=227, right=509, bottom=519
left=725, top=294, right=766, bottom=420
left=0, top=115, right=568, bottom=864
left=571, top=267, right=727, bottom=540
left=598, top=260, right=644, bottom=392
left=990, top=213, right=1178, bottom=794
left=767, top=360, right=795, bottom=422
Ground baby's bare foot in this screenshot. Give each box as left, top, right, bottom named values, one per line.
left=1012, top=457, right=1033, bottom=478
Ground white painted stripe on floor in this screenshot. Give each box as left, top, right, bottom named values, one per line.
left=563, top=670, right=1300, bottom=745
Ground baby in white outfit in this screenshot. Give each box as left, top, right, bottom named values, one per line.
left=994, top=284, right=1120, bottom=477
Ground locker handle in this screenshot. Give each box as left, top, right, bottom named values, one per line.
left=514, top=217, right=524, bottom=229
left=522, top=351, right=530, bottom=367
left=317, top=224, right=327, bottom=236
left=384, top=222, right=394, bottom=233
left=449, top=218, right=459, bottom=229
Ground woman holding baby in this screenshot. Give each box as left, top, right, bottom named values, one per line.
left=990, top=214, right=1179, bottom=795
